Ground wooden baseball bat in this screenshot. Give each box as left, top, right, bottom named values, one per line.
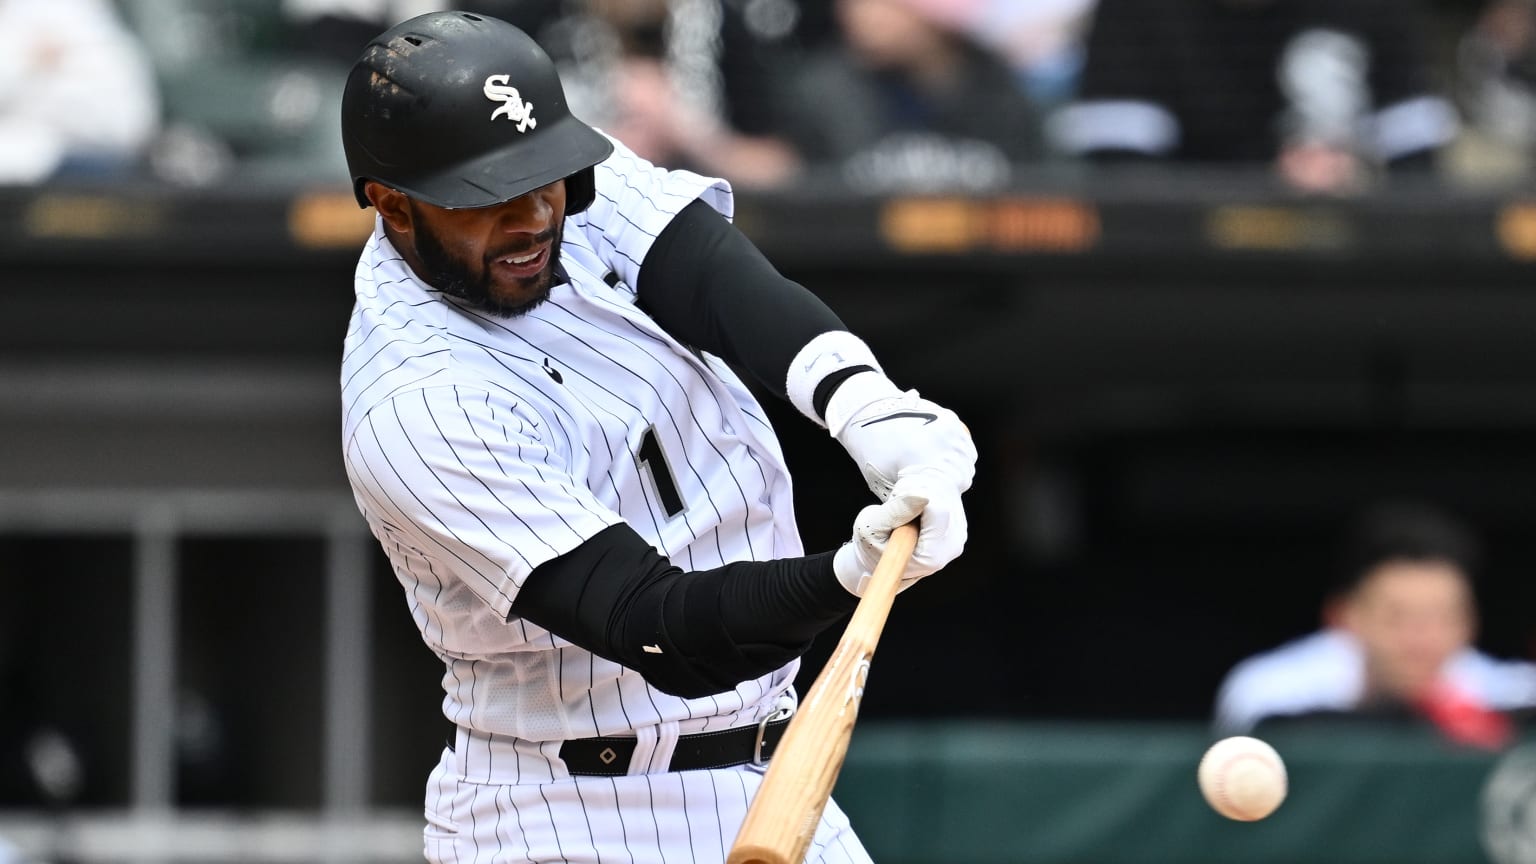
left=728, top=522, right=919, bottom=864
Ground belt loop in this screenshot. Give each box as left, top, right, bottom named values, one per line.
left=452, top=726, right=470, bottom=776
left=753, top=702, right=795, bottom=767
left=649, top=721, right=681, bottom=774
left=624, top=723, right=660, bottom=775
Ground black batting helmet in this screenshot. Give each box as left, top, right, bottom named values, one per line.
left=341, top=10, right=613, bottom=212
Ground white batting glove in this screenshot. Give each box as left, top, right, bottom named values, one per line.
left=832, top=469, right=969, bottom=596
left=826, top=371, right=977, bottom=502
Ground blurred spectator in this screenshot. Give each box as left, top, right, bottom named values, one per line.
left=1052, top=0, right=1460, bottom=194
left=1447, top=0, right=1536, bottom=184
left=462, top=0, right=806, bottom=188
left=970, top=0, right=1095, bottom=109
left=783, top=0, right=1046, bottom=192
left=1214, top=501, right=1536, bottom=749
left=0, top=0, right=160, bottom=184
left=555, top=0, right=803, bottom=188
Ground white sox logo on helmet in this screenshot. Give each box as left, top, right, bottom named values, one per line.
left=483, top=74, right=537, bottom=132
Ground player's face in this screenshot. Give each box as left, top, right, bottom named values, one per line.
left=406, top=179, right=568, bottom=318
left=1342, top=559, right=1475, bottom=701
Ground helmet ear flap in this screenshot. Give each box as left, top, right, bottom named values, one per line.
left=564, top=166, right=598, bottom=215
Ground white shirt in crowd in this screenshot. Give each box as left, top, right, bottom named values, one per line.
left=1214, top=628, right=1536, bottom=735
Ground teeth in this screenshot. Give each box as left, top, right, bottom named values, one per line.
left=505, top=250, right=539, bottom=264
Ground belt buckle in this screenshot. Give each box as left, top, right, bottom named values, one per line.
left=752, top=703, right=795, bottom=767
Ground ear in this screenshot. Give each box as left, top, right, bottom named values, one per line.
left=365, top=182, right=413, bottom=234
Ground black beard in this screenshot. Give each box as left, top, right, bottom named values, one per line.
left=411, top=215, right=561, bottom=319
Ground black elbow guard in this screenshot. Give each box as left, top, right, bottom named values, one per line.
left=623, top=571, right=808, bottom=698
left=513, top=524, right=813, bottom=699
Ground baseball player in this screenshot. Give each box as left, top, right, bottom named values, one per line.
left=338, top=11, right=976, bottom=863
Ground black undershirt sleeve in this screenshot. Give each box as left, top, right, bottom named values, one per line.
left=637, top=199, right=869, bottom=418
left=509, top=523, right=857, bottom=699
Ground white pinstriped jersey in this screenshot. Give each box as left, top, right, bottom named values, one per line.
left=342, top=138, right=805, bottom=744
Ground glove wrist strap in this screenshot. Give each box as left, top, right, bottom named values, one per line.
left=786, top=331, right=883, bottom=428
left=825, top=370, right=904, bottom=438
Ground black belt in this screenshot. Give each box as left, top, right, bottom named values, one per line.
left=560, top=714, right=792, bottom=777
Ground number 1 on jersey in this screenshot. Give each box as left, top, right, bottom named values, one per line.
left=636, top=426, right=686, bottom=518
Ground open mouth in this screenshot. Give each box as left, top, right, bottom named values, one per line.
left=493, top=244, right=549, bottom=278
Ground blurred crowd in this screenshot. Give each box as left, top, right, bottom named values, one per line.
left=6, top=0, right=1536, bottom=195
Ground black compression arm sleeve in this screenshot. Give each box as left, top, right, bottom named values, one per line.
left=509, top=523, right=857, bottom=698
left=637, top=198, right=849, bottom=401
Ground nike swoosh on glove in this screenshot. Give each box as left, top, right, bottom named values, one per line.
left=826, top=372, right=976, bottom=502
left=832, top=469, right=968, bottom=596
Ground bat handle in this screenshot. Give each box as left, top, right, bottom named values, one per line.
left=726, top=521, right=919, bottom=864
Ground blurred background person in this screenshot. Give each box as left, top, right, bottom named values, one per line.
left=783, top=0, right=1047, bottom=193
left=0, top=0, right=160, bottom=184
left=969, top=0, right=1095, bottom=111
left=1050, top=0, right=1460, bottom=194
left=1446, top=0, right=1536, bottom=184
left=545, top=0, right=804, bottom=188
left=1213, top=500, right=1536, bottom=749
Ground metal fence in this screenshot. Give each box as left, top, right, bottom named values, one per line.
left=0, top=489, right=421, bottom=863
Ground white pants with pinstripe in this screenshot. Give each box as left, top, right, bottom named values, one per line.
left=424, top=727, right=874, bottom=863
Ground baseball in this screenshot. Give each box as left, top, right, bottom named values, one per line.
left=1197, top=736, right=1287, bottom=821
